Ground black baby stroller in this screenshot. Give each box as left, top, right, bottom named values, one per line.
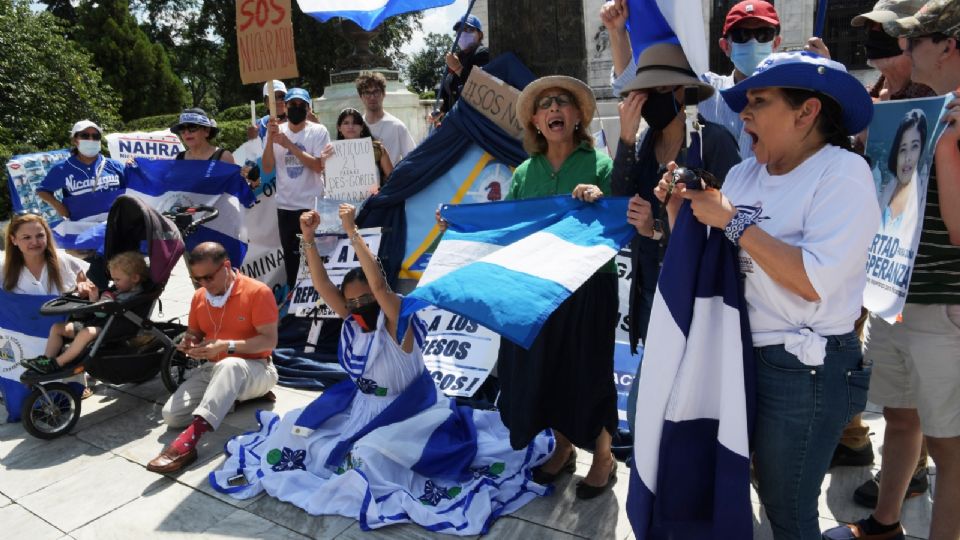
left=18, top=195, right=217, bottom=439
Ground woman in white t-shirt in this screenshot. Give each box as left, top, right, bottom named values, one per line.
left=3, top=213, right=94, bottom=296
left=656, top=53, right=880, bottom=539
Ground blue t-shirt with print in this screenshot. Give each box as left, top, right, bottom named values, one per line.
left=38, top=155, right=126, bottom=220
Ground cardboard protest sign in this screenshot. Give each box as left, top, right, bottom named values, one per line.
left=105, top=130, right=183, bottom=160
left=461, top=67, right=524, bottom=139
left=863, top=95, right=953, bottom=321
left=419, top=307, right=500, bottom=398
left=324, top=138, right=379, bottom=201
left=287, top=229, right=383, bottom=317
left=236, top=0, right=299, bottom=84
left=5, top=149, right=70, bottom=225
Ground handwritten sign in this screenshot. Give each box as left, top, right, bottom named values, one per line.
left=236, top=0, right=299, bottom=84
left=323, top=138, right=379, bottom=201
left=461, top=67, right=523, bottom=140
left=419, top=307, right=500, bottom=398
left=287, top=229, right=383, bottom=317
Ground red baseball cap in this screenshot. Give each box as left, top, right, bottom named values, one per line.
left=723, top=1, right=780, bottom=35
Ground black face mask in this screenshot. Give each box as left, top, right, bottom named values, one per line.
left=351, top=302, right=381, bottom=332
left=287, top=105, right=308, bottom=125
left=641, top=90, right=682, bottom=131
left=864, top=28, right=903, bottom=60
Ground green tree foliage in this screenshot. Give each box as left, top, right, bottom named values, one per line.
left=405, top=32, right=453, bottom=94
left=191, top=0, right=421, bottom=109
left=74, top=0, right=187, bottom=120
left=0, top=0, right=120, bottom=219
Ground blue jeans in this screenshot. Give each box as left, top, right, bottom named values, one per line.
left=753, top=331, right=871, bottom=540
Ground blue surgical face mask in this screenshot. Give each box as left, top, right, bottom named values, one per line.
left=730, top=39, right=773, bottom=77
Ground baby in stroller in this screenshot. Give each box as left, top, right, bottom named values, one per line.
left=20, top=251, right=149, bottom=375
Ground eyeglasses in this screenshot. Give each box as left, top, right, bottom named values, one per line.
left=727, top=27, right=778, bottom=44
left=360, top=89, right=383, bottom=98
left=190, top=262, right=224, bottom=285
left=180, top=124, right=205, bottom=133
left=75, top=132, right=102, bottom=141
left=344, top=293, right=375, bottom=311
left=537, top=94, right=574, bottom=109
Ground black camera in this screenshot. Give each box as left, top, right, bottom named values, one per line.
left=671, top=167, right=721, bottom=191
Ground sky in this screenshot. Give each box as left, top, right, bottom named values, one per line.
left=400, top=0, right=472, bottom=58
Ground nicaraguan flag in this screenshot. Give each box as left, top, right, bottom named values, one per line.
left=627, top=0, right=709, bottom=73
left=299, top=0, right=456, bottom=31
left=52, top=217, right=108, bottom=251
left=0, top=292, right=65, bottom=422
left=125, top=159, right=256, bottom=265
left=398, top=195, right=635, bottom=348
left=627, top=203, right=754, bottom=539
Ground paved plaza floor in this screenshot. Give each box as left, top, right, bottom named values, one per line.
left=1, top=259, right=934, bottom=539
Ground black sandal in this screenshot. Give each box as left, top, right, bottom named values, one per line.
left=531, top=448, right=577, bottom=484
left=575, top=459, right=618, bottom=500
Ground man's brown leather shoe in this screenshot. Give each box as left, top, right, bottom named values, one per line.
left=146, top=446, right=198, bottom=474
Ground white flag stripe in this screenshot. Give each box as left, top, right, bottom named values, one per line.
left=479, top=231, right=617, bottom=292
left=665, top=297, right=750, bottom=457
left=418, top=240, right=502, bottom=287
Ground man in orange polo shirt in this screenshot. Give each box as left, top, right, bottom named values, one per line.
left=147, top=242, right=279, bottom=474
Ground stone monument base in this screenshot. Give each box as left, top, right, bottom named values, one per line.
left=315, top=68, right=430, bottom=145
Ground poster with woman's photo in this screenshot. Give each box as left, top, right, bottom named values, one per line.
left=863, top=95, right=953, bottom=321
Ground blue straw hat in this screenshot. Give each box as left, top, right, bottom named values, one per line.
left=720, top=51, right=874, bottom=134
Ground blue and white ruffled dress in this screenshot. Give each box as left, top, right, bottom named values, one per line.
left=210, top=311, right=555, bottom=535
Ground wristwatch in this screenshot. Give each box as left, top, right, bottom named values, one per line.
left=227, top=340, right=237, bottom=354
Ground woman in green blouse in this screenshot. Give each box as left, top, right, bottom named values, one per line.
left=499, top=75, right=619, bottom=500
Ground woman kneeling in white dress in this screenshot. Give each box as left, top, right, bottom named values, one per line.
left=210, top=204, right=554, bottom=535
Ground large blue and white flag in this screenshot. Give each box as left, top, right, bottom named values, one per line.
left=398, top=195, right=635, bottom=349
left=627, top=0, right=709, bottom=74
left=627, top=204, right=754, bottom=539
left=299, top=0, right=456, bottom=31
left=0, top=292, right=65, bottom=422
left=125, top=159, right=256, bottom=265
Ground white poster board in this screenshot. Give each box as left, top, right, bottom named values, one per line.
left=323, top=138, right=378, bottom=202
left=419, top=307, right=500, bottom=398
left=287, top=229, right=383, bottom=317
left=105, top=129, right=183, bottom=160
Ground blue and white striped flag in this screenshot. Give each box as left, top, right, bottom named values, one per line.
left=0, top=292, right=65, bottom=422
left=299, top=0, right=456, bottom=31
left=52, top=218, right=108, bottom=251
left=398, top=195, right=635, bottom=348
left=627, top=0, right=709, bottom=74
left=125, top=159, right=256, bottom=265
left=627, top=203, right=754, bottom=539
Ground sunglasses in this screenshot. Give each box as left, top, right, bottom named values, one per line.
left=344, top=293, right=375, bottom=311
left=905, top=33, right=949, bottom=51
left=190, top=262, right=225, bottom=285
left=180, top=124, right=206, bottom=133
left=75, top=132, right=102, bottom=141
left=537, top=94, right=574, bottom=109
left=727, top=27, right=778, bottom=44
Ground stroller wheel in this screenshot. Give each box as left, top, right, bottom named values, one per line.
left=160, top=333, right=201, bottom=393
left=20, top=383, right=81, bottom=439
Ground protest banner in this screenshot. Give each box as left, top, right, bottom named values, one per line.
left=236, top=0, right=298, bottom=84
left=419, top=307, right=500, bottom=398
left=0, top=292, right=78, bottom=422
left=105, top=129, right=183, bottom=160
left=5, top=149, right=70, bottom=226
left=863, top=95, right=952, bottom=321
left=287, top=229, right=383, bottom=317
left=401, top=145, right=514, bottom=279
left=461, top=67, right=524, bottom=139
left=323, top=138, right=379, bottom=201
left=613, top=247, right=641, bottom=431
